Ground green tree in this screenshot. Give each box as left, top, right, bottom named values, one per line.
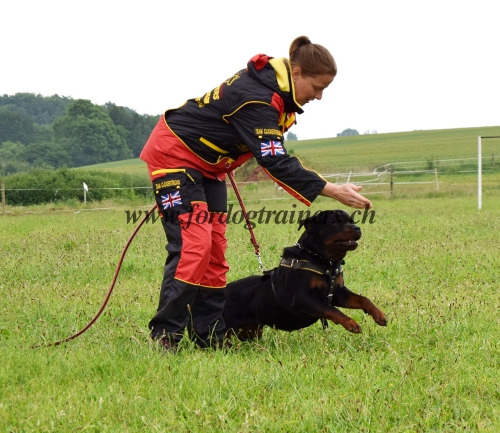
left=0, top=93, right=72, bottom=125
left=0, top=141, right=30, bottom=174
left=0, top=140, right=25, bottom=160
left=105, top=103, right=159, bottom=157
left=0, top=109, right=36, bottom=144
left=286, top=131, right=298, bottom=141
left=22, top=141, right=72, bottom=168
left=33, top=123, right=54, bottom=142
left=53, top=99, right=132, bottom=166
left=337, top=128, right=359, bottom=137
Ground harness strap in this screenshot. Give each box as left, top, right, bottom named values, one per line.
left=279, top=258, right=341, bottom=277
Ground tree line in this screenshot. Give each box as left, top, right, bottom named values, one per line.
left=0, top=93, right=160, bottom=175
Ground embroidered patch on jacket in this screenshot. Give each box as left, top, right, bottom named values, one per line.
left=161, top=191, right=182, bottom=209
left=260, top=140, right=285, bottom=157
left=254, top=128, right=283, bottom=138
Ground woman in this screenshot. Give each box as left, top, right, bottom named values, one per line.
left=140, top=36, right=371, bottom=350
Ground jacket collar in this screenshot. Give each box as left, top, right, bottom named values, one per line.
left=247, top=54, right=303, bottom=115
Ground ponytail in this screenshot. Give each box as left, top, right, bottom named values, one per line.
left=289, top=36, right=337, bottom=77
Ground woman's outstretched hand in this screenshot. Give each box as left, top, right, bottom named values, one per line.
left=320, top=182, right=372, bottom=209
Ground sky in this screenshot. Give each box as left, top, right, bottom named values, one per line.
left=1, top=0, right=499, bottom=140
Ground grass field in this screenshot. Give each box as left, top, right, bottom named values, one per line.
left=2, top=126, right=500, bottom=431
left=1, top=190, right=500, bottom=432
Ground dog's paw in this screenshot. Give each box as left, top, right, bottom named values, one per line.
left=351, top=324, right=362, bottom=333
left=372, top=309, right=387, bottom=326
left=343, top=319, right=362, bottom=333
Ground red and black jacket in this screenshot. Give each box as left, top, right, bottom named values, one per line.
left=157, top=55, right=327, bottom=206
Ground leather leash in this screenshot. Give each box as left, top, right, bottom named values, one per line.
left=228, top=171, right=266, bottom=272
left=33, top=204, right=157, bottom=348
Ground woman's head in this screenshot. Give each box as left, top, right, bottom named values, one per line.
left=289, top=36, right=337, bottom=106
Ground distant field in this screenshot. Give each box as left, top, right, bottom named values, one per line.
left=75, top=126, right=500, bottom=176
left=77, top=158, right=149, bottom=176
left=289, top=126, right=500, bottom=173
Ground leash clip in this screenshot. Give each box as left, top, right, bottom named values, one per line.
left=256, top=251, right=267, bottom=272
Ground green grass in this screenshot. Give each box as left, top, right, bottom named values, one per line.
left=1, top=126, right=500, bottom=431
left=2, top=191, right=500, bottom=431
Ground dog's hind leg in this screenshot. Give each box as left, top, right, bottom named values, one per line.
left=332, top=286, right=387, bottom=326
left=229, top=324, right=263, bottom=341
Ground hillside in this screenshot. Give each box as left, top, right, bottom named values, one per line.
left=77, top=126, right=500, bottom=177
left=287, top=126, right=500, bottom=173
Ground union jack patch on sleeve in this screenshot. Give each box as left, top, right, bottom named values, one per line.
left=260, top=140, right=285, bottom=157
left=161, top=191, right=182, bottom=210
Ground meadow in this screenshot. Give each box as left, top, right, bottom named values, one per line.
left=1, top=126, right=500, bottom=432
left=78, top=125, right=500, bottom=175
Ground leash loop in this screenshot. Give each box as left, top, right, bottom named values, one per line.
left=33, top=204, right=157, bottom=348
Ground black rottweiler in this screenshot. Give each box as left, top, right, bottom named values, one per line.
left=223, top=210, right=387, bottom=340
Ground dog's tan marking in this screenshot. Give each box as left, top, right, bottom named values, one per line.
left=309, top=274, right=326, bottom=290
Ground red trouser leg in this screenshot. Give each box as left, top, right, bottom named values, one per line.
left=189, top=213, right=229, bottom=347
left=200, top=213, right=229, bottom=288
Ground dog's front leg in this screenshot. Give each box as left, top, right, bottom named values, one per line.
left=323, top=306, right=363, bottom=333
left=290, top=296, right=362, bottom=333
left=333, top=286, right=387, bottom=326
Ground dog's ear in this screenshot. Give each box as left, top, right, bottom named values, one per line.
left=299, top=211, right=328, bottom=230
left=298, top=216, right=312, bottom=231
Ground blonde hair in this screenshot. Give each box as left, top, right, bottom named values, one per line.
left=289, top=36, right=337, bottom=77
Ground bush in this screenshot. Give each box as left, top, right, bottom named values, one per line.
left=3, top=168, right=152, bottom=205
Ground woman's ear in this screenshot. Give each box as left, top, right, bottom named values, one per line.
left=291, top=66, right=302, bottom=82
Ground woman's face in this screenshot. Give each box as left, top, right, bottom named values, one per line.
left=292, top=67, right=334, bottom=106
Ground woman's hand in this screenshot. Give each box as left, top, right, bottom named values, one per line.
left=320, top=182, right=372, bottom=209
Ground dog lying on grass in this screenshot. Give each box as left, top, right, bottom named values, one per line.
left=223, top=210, right=387, bottom=340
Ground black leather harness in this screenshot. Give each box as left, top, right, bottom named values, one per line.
left=277, top=258, right=343, bottom=306
left=268, top=244, right=345, bottom=329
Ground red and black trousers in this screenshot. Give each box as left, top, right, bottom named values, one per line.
left=149, top=168, right=229, bottom=347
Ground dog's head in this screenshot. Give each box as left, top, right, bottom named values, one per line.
left=298, top=210, right=361, bottom=261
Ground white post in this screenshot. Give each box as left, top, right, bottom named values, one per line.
left=83, top=182, right=88, bottom=206
left=478, top=136, right=482, bottom=210
left=434, top=168, right=439, bottom=191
